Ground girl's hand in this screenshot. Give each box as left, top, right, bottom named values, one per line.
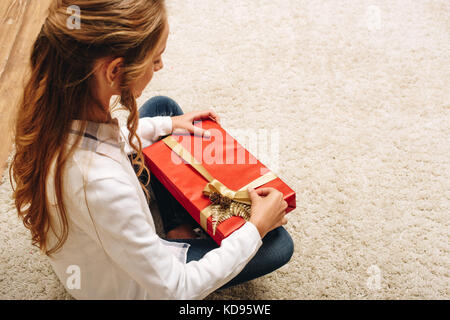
left=248, top=187, right=288, bottom=238
left=171, top=110, right=220, bottom=137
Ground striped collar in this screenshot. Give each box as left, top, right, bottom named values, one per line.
left=68, top=118, right=125, bottom=163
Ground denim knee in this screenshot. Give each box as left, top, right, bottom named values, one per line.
left=139, top=96, right=184, bottom=118
left=264, top=227, right=294, bottom=269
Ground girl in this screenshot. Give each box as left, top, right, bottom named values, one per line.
left=10, top=0, right=293, bottom=299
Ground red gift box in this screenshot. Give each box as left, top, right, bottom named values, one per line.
left=143, top=120, right=296, bottom=245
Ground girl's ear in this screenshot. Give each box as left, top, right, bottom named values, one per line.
left=106, top=57, right=124, bottom=87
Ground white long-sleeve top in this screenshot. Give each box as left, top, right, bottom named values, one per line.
left=45, top=116, right=262, bottom=299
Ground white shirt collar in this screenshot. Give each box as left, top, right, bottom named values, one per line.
left=68, top=118, right=124, bottom=163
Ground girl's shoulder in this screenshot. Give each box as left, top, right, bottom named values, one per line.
left=65, top=119, right=130, bottom=183
left=46, top=146, right=130, bottom=206
left=69, top=146, right=130, bottom=184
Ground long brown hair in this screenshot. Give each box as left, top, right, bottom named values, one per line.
left=9, top=0, right=167, bottom=255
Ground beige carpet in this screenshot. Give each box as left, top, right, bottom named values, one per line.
left=1, top=0, right=449, bottom=299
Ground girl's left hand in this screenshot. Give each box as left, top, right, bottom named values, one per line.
left=171, top=109, right=220, bottom=138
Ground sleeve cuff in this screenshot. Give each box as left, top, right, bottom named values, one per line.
left=159, top=116, right=173, bottom=136
left=228, top=221, right=263, bottom=249
left=243, top=221, right=263, bottom=243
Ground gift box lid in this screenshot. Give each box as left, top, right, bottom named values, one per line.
left=143, top=120, right=296, bottom=244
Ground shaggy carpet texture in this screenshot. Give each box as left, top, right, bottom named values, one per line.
left=1, top=0, right=449, bottom=299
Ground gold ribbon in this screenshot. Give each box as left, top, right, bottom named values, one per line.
left=163, top=136, right=277, bottom=233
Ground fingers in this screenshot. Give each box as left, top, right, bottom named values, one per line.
left=209, top=111, right=220, bottom=124
left=178, top=109, right=219, bottom=137
left=190, top=125, right=211, bottom=138
left=247, top=187, right=270, bottom=201
left=248, top=188, right=287, bottom=205
left=254, top=187, right=276, bottom=197
left=247, top=187, right=280, bottom=203
left=270, top=214, right=288, bottom=233
left=247, top=187, right=258, bottom=203
left=193, top=109, right=220, bottom=124
left=277, top=213, right=288, bottom=227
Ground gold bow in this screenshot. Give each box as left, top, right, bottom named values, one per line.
left=204, top=191, right=252, bottom=235
left=163, top=136, right=277, bottom=235
left=203, top=179, right=252, bottom=205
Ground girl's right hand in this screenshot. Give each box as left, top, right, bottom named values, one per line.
left=248, top=187, right=288, bottom=238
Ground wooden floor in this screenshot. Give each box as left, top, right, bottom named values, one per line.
left=0, top=0, right=52, bottom=176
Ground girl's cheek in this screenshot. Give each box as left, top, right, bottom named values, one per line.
left=141, top=66, right=154, bottom=87
left=131, top=65, right=154, bottom=97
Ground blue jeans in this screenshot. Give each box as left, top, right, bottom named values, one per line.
left=135, top=96, right=294, bottom=290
